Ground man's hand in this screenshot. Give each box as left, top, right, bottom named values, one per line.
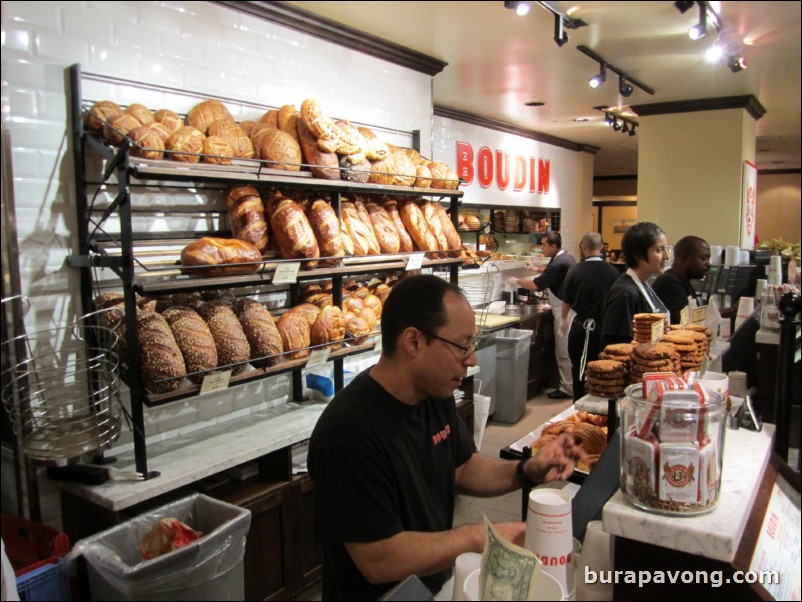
left=524, top=433, right=587, bottom=484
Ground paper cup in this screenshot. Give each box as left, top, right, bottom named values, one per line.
left=728, top=371, right=747, bottom=398
left=725, top=245, right=740, bottom=266
left=576, top=522, right=614, bottom=601
left=463, top=568, right=480, bottom=601
left=768, top=255, right=783, bottom=286
left=525, top=488, right=574, bottom=600
left=739, top=250, right=750, bottom=266
left=709, top=245, right=723, bottom=264
left=734, top=296, right=755, bottom=330
left=452, top=552, right=482, bottom=601
left=464, top=567, right=564, bottom=601
left=697, top=371, right=729, bottom=398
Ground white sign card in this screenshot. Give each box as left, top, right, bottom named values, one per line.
left=272, top=262, right=301, bottom=284
left=406, top=252, right=425, bottom=271
left=306, top=347, right=331, bottom=367
left=200, top=371, right=231, bottom=394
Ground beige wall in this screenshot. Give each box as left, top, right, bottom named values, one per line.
left=756, top=172, right=801, bottom=244
left=599, top=205, right=639, bottom=249
left=572, top=152, right=597, bottom=257
left=636, top=108, right=756, bottom=246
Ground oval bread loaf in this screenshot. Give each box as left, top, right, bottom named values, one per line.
left=180, top=237, right=263, bottom=277
left=267, top=197, right=320, bottom=268
left=86, top=100, right=123, bottom=132
left=365, top=202, right=401, bottom=254
left=311, top=305, right=346, bottom=350
left=137, top=311, right=186, bottom=393
left=234, top=298, right=283, bottom=367
left=200, top=303, right=250, bottom=375
left=187, top=100, right=234, bottom=134
left=226, top=186, right=268, bottom=251
left=383, top=200, right=414, bottom=253
left=306, top=199, right=345, bottom=266
left=162, top=306, right=218, bottom=384
left=276, top=311, right=311, bottom=360
left=165, top=126, right=205, bottom=163
left=399, top=200, right=438, bottom=253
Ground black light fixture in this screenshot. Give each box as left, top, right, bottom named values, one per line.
left=534, top=1, right=588, bottom=47
left=674, top=1, right=695, bottom=13
left=628, top=124, right=637, bottom=136
left=596, top=107, right=639, bottom=137
left=688, top=1, right=707, bottom=40
left=728, top=55, right=747, bottom=73
left=579, top=46, right=655, bottom=95
left=588, top=62, right=606, bottom=88
left=612, top=118, right=622, bottom=132
left=618, top=74, right=634, bottom=98
left=504, top=1, right=530, bottom=16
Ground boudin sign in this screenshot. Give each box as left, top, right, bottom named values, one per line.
left=456, top=141, right=551, bottom=194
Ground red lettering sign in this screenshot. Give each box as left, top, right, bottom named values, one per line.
left=514, top=156, right=526, bottom=191
left=454, top=141, right=552, bottom=194
left=537, top=158, right=550, bottom=194
left=456, top=141, right=474, bottom=184
left=496, top=150, right=510, bottom=190
left=477, top=147, right=493, bottom=188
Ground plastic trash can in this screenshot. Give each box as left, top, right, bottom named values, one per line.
left=72, top=493, right=250, bottom=601
left=493, top=328, right=533, bottom=423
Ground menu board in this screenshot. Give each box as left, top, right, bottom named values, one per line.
left=749, top=473, right=801, bottom=600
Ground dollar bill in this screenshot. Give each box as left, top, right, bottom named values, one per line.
left=480, top=515, right=542, bottom=601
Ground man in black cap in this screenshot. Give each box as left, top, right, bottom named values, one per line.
left=653, top=235, right=711, bottom=324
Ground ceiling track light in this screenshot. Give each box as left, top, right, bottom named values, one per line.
left=687, top=2, right=722, bottom=40
left=588, top=63, right=606, bottom=88
left=578, top=46, right=655, bottom=95
left=504, top=1, right=530, bottom=16
left=674, top=1, right=695, bottom=14
left=596, top=107, right=638, bottom=136
left=534, top=1, right=588, bottom=47
left=618, top=75, right=634, bottom=98
left=728, top=55, right=747, bottom=73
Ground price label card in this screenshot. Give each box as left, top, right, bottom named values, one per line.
left=692, top=306, right=707, bottom=323
left=680, top=306, right=691, bottom=326
left=272, top=262, right=301, bottom=284
left=650, top=319, right=665, bottom=343
left=406, top=252, right=425, bottom=272
left=200, top=371, right=231, bottom=395
left=306, top=347, right=331, bottom=367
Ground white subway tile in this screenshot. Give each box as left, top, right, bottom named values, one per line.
left=183, top=64, right=224, bottom=95
left=177, top=415, right=218, bottom=436
left=3, top=1, right=62, bottom=32
left=89, top=42, right=141, bottom=77
left=113, top=21, right=162, bottom=52
left=86, top=1, right=138, bottom=24
left=161, top=31, right=202, bottom=62
left=3, top=59, right=66, bottom=93
left=2, top=25, right=34, bottom=55
left=218, top=73, right=258, bottom=102
left=138, top=2, right=183, bottom=35
left=139, top=55, right=184, bottom=87
left=34, top=31, right=90, bottom=64
left=197, top=393, right=234, bottom=422
left=62, top=3, right=114, bottom=44
left=7, top=88, right=37, bottom=119
left=145, top=399, right=198, bottom=434
left=219, top=25, right=258, bottom=55
left=199, top=44, right=241, bottom=73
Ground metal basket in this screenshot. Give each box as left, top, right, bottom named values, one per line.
left=1, top=298, right=123, bottom=460
left=459, top=263, right=501, bottom=330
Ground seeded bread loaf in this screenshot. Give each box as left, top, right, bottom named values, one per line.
left=200, top=303, right=250, bottom=375
left=162, top=306, right=218, bottom=383
left=234, top=298, right=283, bottom=367
left=137, top=311, right=186, bottom=393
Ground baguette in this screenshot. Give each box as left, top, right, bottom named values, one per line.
left=162, top=307, right=218, bottom=383
left=180, top=237, right=263, bottom=277
left=353, top=200, right=382, bottom=254
left=399, top=200, right=438, bottom=253
left=432, top=201, right=463, bottom=256
left=137, top=311, right=186, bottom=393
left=200, top=303, right=250, bottom=375
left=383, top=200, right=414, bottom=253
left=366, top=202, right=401, bottom=254
left=226, top=186, right=268, bottom=251
left=341, top=200, right=378, bottom=256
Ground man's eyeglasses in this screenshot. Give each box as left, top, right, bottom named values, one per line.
left=423, top=331, right=480, bottom=360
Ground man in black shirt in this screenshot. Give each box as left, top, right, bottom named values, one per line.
left=510, top=231, right=576, bottom=399
left=653, top=236, right=711, bottom=324
left=561, top=232, right=620, bottom=400
left=308, top=275, right=585, bottom=601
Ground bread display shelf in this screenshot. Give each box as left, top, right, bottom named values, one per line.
left=134, top=336, right=381, bottom=407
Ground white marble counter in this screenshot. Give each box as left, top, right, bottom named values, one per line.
left=57, top=401, right=327, bottom=512
left=603, top=424, right=775, bottom=563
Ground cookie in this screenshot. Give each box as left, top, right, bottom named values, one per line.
left=632, top=343, right=678, bottom=360
left=603, top=343, right=634, bottom=356
left=661, top=333, right=694, bottom=346
left=633, top=313, right=666, bottom=322
left=586, top=359, right=626, bottom=374
left=588, top=377, right=626, bottom=386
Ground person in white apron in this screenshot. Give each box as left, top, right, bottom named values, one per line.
left=509, top=232, right=576, bottom=399
left=652, top=235, right=711, bottom=324
left=600, top=222, right=671, bottom=349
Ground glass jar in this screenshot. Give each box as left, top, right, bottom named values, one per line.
left=619, top=384, right=726, bottom=515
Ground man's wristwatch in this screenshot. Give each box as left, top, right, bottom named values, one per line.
left=516, top=457, right=537, bottom=488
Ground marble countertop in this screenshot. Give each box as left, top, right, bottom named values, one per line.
left=603, top=424, right=775, bottom=563
left=57, top=401, right=328, bottom=512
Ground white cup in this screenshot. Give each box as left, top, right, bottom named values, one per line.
left=452, top=552, right=482, bottom=601
left=463, top=567, right=565, bottom=601
left=697, top=371, right=729, bottom=398
left=525, top=488, right=574, bottom=600
left=709, top=245, right=723, bottom=264
left=768, top=255, right=783, bottom=286
left=734, top=296, right=755, bottom=330
left=728, top=371, right=747, bottom=398
left=725, top=245, right=740, bottom=266
left=576, top=521, right=615, bottom=602
left=739, top=250, right=750, bottom=266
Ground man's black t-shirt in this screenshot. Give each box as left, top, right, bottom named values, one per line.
left=653, top=268, right=698, bottom=324
left=561, top=259, right=621, bottom=324
left=308, top=369, right=475, bottom=601
left=533, top=251, right=576, bottom=300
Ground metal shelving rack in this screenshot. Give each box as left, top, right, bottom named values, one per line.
left=67, top=64, right=464, bottom=477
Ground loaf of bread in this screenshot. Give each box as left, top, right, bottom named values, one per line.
left=127, top=126, right=165, bottom=160
left=339, top=154, right=372, bottom=183
left=256, top=128, right=302, bottom=171
left=104, top=113, right=143, bottom=145
left=353, top=200, right=382, bottom=254
left=277, top=105, right=301, bottom=145
left=162, top=306, right=218, bottom=383
left=414, top=164, right=433, bottom=188
left=180, top=237, right=263, bottom=277
left=165, top=126, right=205, bottom=163
left=289, top=302, right=322, bottom=326
left=390, top=152, right=418, bottom=187
left=276, top=311, right=311, bottom=360
left=422, top=201, right=449, bottom=254
left=297, top=118, right=340, bottom=179
left=311, top=305, right=346, bottom=350
left=267, top=198, right=320, bottom=268
left=307, top=293, right=333, bottom=309
left=368, top=154, right=396, bottom=186
left=339, top=218, right=355, bottom=255
left=226, top=186, right=268, bottom=251
left=158, top=292, right=205, bottom=312
left=373, top=283, right=392, bottom=305
left=359, top=307, right=378, bottom=331
left=137, top=311, right=187, bottom=393
left=200, top=303, right=250, bottom=375
left=428, top=161, right=460, bottom=190
left=153, top=109, right=183, bottom=135
left=234, top=298, right=283, bottom=367
left=362, top=293, right=383, bottom=318
left=207, top=119, right=254, bottom=159
left=258, top=109, right=279, bottom=128
left=145, top=122, right=174, bottom=142
left=343, top=296, right=365, bottom=314
left=383, top=200, right=415, bottom=253
left=432, top=201, right=462, bottom=256
left=341, top=201, right=376, bottom=256
left=239, top=120, right=256, bottom=137
left=399, top=200, right=438, bottom=253
left=366, top=202, right=401, bottom=254
left=187, top=100, right=234, bottom=134
left=202, top=136, right=233, bottom=165
left=343, top=312, right=372, bottom=345
left=126, top=103, right=154, bottom=126
left=86, top=100, right=123, bottom=132
left=306, top=199, right=345, bottom=266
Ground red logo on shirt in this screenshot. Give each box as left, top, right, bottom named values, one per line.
left=432, top=424, right=452, bottom=446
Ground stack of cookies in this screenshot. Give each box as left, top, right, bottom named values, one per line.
left=632, top=313, right=667, bottom=344
left=598, top=343, right=634, bottom=373
left=672, top=324, right=712, bottom=354
left=661, top=332, right=703, bottom=374
left=586, top=359, right=628, bottom=398
left=629, top=343, right=680, bottom=383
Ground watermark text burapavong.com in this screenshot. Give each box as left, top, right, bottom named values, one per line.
left=584, top=567, right=780, bottom=588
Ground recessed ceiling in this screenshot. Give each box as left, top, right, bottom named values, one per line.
left=288, top=1, right=802, bottom=177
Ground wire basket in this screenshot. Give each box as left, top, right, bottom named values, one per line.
left=459, top=263, right=500, bottom=329
left=1, top=298, right=124, bottom=460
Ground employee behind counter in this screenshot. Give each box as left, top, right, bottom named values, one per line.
left=308, top=275, right=586, bottom=601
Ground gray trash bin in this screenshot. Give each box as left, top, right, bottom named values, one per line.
left=72, top=493, right=251, bottom=601
left=493, top=328, right=533, bottom=423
